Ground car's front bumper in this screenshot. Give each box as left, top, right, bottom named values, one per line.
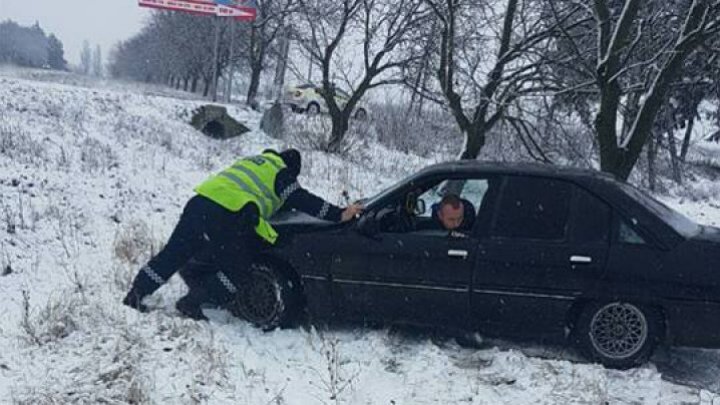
left=664, top=297, right=720, bottom=347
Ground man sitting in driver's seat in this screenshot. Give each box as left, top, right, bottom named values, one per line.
left=430, top=194, right=475, bottom=236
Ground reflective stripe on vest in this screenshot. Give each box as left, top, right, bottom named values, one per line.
left=194, top=152, right=287, bottom=244
left=217, top=171, right=271, bottom=217
left=229, top=163, right=282, bottom=214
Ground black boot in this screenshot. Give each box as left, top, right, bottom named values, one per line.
left=123, top=265, right=165, bottom=313
left=175, top=293, right=208, bottom=321
left=122, top=289, right=149, bottom=313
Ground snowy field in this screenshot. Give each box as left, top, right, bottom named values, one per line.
left=1, top=68, right=720, bottom=404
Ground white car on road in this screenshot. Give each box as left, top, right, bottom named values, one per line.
left=284, top=83, right=369, bottom=119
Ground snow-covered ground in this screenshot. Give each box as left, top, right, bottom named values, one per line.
left=1, top=68, right=720, bottom=404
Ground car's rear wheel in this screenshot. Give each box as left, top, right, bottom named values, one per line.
left=574, top=301, right=662, bottom=369
left=306, top=102, right=320, bottom=115
left=230, top=262, right=301, bottom=331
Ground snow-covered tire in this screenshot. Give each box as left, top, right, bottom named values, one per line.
left=230, top=262, right=301, bottom=331
left=573, top=301, right=663, bottom=369
left=306, top=102, right=320, bottom=115
left=454, top=332, right=486, bottom=349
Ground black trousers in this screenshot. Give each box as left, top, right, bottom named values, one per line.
left=128, top=195, right=262, bottom=304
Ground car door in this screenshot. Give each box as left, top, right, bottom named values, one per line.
left=328, top=231, right=477, bottom=328
left=603, top=213, right=667, bottom=297
left=472, top=176, right=612, bottom=340
left=328, top=177, right=497, bottom=329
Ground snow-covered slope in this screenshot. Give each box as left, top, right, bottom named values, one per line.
left=1, top=69, right=720, bottom=404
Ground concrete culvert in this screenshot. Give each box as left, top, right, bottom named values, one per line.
left=190, top=105, right=250, bottom=140
left=202, top=120, right=225, bottom=138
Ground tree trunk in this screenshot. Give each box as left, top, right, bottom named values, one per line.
left=667, top=130, right=682, bottom=184
left=327, top=112, right=351, bottom=153
left=203, top=79, right=210, bottom=97
left=460, top=124, right=487, bottom=159
left=191, top=76, right=199, bottom=93
left=246, top=63, right=262, bottom=105
left=246, top=25, right=263, bottom=106
left=595, top=86, right=623, bottom=178
left=647, top=133, right=657, bottom=191
left=680, top=113, right=695, bottom=162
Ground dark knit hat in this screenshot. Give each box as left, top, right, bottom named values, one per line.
left=279, top=148, right=301, bottom=177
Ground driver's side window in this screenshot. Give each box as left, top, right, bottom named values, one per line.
left=377, top=178, right=493, bottom=235
left=417, top=179, right=488, bottom=216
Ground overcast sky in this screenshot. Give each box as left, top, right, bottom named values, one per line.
left=0, top=0, right=150, bottom=66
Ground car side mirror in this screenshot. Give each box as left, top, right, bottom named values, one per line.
left=356, top=212, right=380, bottom=238
left=405, top=191, right=426, bottom=216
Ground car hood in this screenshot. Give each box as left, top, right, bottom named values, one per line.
left=661, top=225, right=720, bottom=294
left=691, top=225, right=720, bottom=244
left=270, top=210, right=338, bottom=233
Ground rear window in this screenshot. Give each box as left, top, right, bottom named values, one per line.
left=491, top=176, right=572, bottom=240
left=572, top=186, right=611, bottom=243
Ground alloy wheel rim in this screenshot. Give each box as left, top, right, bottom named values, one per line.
left=241, top=273, right=279, bottom=324
left=589, top=303, right=648, bottom=360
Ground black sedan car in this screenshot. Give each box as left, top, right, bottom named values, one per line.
left=229, top=161, right=720, bottom=369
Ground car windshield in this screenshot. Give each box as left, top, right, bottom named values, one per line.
left=363, top=176, right=414, bottom=208
left=617, top=182, right=700, bottom=238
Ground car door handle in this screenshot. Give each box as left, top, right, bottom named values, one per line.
left=570, top=255, right=592, bottom=264
left=448, top=249, right=469, bottom=259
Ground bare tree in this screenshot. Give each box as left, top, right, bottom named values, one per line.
left=47, top=34, right=67, bottom=70
left=295, top=0, right=430, bottom=152
left=245, top=0, right=297, bottom=105
left=151, top=12, right=223, bottom=95
left=550, top=0, right=720, bottom=180
left=413, top=0, right=586, bottom=159
left=80, top=40, right=92, bottom=75
left=109, top=11, right=251, bottom=96
left=0, top=21, right=55, bottom=68
left=92, top=45, right=102, bottom=77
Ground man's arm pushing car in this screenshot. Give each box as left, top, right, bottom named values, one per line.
left=122, top=148, right=363, bottom=320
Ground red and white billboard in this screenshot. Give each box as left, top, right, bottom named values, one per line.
left=138, top=0, right=256, bottom=21
left=139, top=0, right=216, bottom=16
left=217, top=3, right=257, bottom=21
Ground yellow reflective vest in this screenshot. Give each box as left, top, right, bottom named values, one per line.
left=194, top=152, right=286, bottom=244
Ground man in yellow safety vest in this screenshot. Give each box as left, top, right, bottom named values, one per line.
left=122, top=148, right=363, bottom=320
